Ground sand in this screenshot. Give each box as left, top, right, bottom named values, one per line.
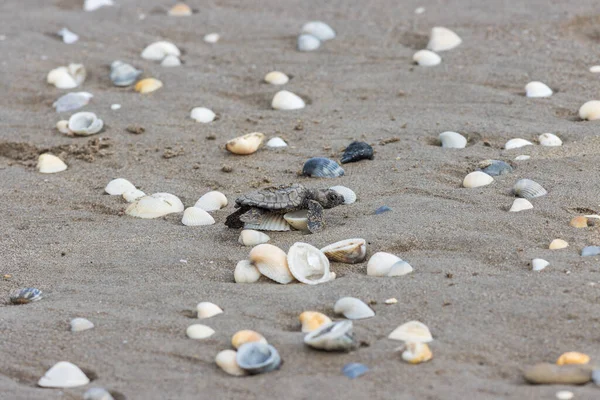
left=1, top=0, right=600, bottom=399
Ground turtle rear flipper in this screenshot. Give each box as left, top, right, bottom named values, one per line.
left=307, top=200, right=324, bottom=233
left=225, top=207, right=249, bottom=229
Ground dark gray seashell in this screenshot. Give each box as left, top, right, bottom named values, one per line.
left=53, top=92, right=93, bottom=113
left=513, top=179, right=547, bottom=199
left=304, top=320, right=356, bottom=352
left=302, top=158, right=344, bottom=178
left=341, top=141, right=374, bottom=164
left=478, top=160, right=513, bottom=176
left=342, top=363, right=369, bottom=379
left=236, top=342, right=281, bottom=374
left=110, top=61, right=142, bottom=87
left=375, top=206, right=392, bottom=215
left=581, top=246, right=600, bottom=257
left=10, top=288, right=42, bottom=304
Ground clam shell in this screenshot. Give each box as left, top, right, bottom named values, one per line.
left=215, top=350, right=247, bottom=376
left=231, top=330, right=267, bottom=349
left=525, top=81, right=553, bottom=98
left=302, top=157, right=344, bottom=178
left=126, top=196, right=179, bottom=219
left=570, top=216, right=589, bottom=228
left=47, top=64, right=86, bottom=89
left=297, top=34, right=321, bottom=51
left=523, top=363, right=593, bottom=385
left=287, top=242, right=331, bottom=285
left=225, top=132, right=265, bottom=155
left=367, top=252, right=410, bottom=276
left=122, top=189, right=145, bottom=203
left=401, top=342, right=433, bottom=364
left=196, top=302, right=223, bottom=319
left=194, top=191, right=228, bottom=211
left=186, top=324, right=215, bottom=339
left=462, top=171, right=493, bottom=188
left=190, top=107, right=216, bottom=123
left=244, top=213, right=291, bottom=231
left=234, top=260, right=261, bottom=283
left=151, top=193, right=184, bottom=212
left=532, top=258, right=549, bottom=271
left=333, top=297, right=375, bottom=320
left=301, top=21, right=336, bottom=41
left=238, top=230, right=270, bottom=247
left=272, top=90, right=305, bottom=110
left=182, top=207, right=215, bottom=226
left=320, top=238, right=366, bottom=264
left=427, top=27, right=462, bottom=52
left=84, top=0, right=114, bottom=12
left=340, top=141, right=374, bottom=164
left=70, top=318, right=94, bottom=332
left=539, top=133, right=562, bottom=147
left=299, top=311, right=332, bottom=333
left=249, top=244, right=295, bottom=284
left=161, top=55, right=181, bottom=67
left=105, top=178, right=136, bottom=195
left=304, top=320, right=356, bottom=352
left=505, top=138, right=533, bottom=150
left=509, top=198, right=533, bottom=212
left=283, top=210, right=308, bottom=231
left=204, top=33, right=220, bottom=43
left=134, top=78, right=163, bottom=94
left=168, top=3, right=192, bottom=16
left=53, top=92, right=93, bottom=113
left=579, top=100, right=600, bottom=121
left=68, top=112, right=103, bottom=136
left=413, top=50, right=441, bottom=66
left=37, top=154, right=67, bottom=174
left=556, top=352, right=591, bottom=366
left=329, top=186, right=356, bottom=204
left=266, top=137, right=288, bottom=148
left=439, top=131, right=466, bottom=149
left=236, top=342, right=281, bottom=375
left=38, top=362, right=90, bottom=388
left=549, top=239, right=568, bottom=250
left=10, top=288, right=43, bottom=304
left=264, top=71, right=289, bottom=85
left=109, top=61, right=142, bottom=87
left=141, top=41, right=181, bottom=61
left=388, top=321, right=433, bottom=343
left=84, top=387, right=114, bottom=400
left=513, top=179, right=547, bottom=199
left=478, top=160, right=513, bottom=176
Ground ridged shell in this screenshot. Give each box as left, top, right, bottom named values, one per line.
left=413, top=50, right=441, bottom=66
left=297, top=34, right=321, bottom=51
left=182, top=207, right=215, bottom=226
left=320, top=238, right=366, bottom=264
left=238, top=230, right=270, bottom=246
left=329, top=186, right=356, bottom=204
left=190, top=107, right=216, bottom=123
left=504, top=138, right=533, bottom=150
left=264, top=71, right=289, bottom=85
left=579, top=100, right=600, bottom=121
left=10, top=288, right=43, bottom=304
left=186, top=324, right=215, bottom=339
left=68, top=112, right=103, bottom=136
left=301, top=21, right=336, bottom=41
left=122, top=189, right=145, bottom=203
left=70, top=318, right=94, bottom=332
left=236, top=342, right=281, bottom=375
left=439, top=131, right=466, bottom=148
left=109, top=61, right=142, bottom=87
left=299, top=311, right=332, bottom=332
left=231, top=330, right=268, bottom=349
left=302, top=157, right=344, bottom=178
left=478, top=160, right=513, bottom=176
left=401, top=342, right=433, bottom=364
left=215, top=350, right=247, bottom=376
left=463, top=171, right=493, bottom=188
left=513, top=179, right=547, bottom=199
left=38, top=362, right=90, bottom=388
left=37, top=154, right=67, bottom=173
left=194, top=191, right=228, bottom=211
left=244, top=213, right=291, bottom=231
left=427, top=27, right=462, bottom=52
left=226, top=132, right=265, bottom=155
left=53, top=92, right=93, bottom=113
left=341, top=141, right=374, bottom=164
left=525, top=81, right=553, bottom=98
left=333, top=297, right=375, bottom=320
left=105, top=178, right=136, bottom=195
left=287, top=242, right=331, bottom=285
left=196, top=302, right=223, bottom=319
left=134, top=78, right=163, bottom=94
left=234, top=260, right=261, bottom=283
left=141, top=41, right=181, bottom=61
left=272, top=90, right=305, bottom=110
left=304, top=320, right=356, bottom=352
left=388, top=321, right=433, bottom=343
left=249, top=244, right=295, bottom=284
left=283, top=210, right=308, bottom=231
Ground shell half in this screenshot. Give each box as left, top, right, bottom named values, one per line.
left=287, top=242, right=331, bottom=285
left=249, top=244, right=295, bottom=284
left=333, top=297, right=375, bottom=320
left=320, top=238, right=366, bottom=264
left=304, top=320, right=356, bottom=352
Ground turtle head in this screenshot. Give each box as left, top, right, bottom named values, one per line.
left=310, top=189, right=345, bottom=209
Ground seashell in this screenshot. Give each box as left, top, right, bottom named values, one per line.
left=462, top=171, right=493, bottom=188
left=570, top=216, right=589, bottom=228
left=196, top=302, right=223, bottom=319
left=504, top=138, right=533, bottom=150
left=523, top=363, right=592, bottom=385
left=478, top=159, right=513, bottom=176
left=439, top=131, right=466, bottom=148
left=594, top=369, right=600, bottom=386
left=401, top=342, right=433, bottom=364
left=122, top=189, right=145, bottom=203
left=238, top=230, right=270, bottom=247
left=413, top=50, right=441, bottom=66
left=57, top=120, right=70, bottom=134
left=272, top=90, right=305, bottom=110
left=539, top=133, right=562, bottom=147
left=532, top=258, right=549, bottom=271
left=386, top=261, right=414, bottom=276
left=342, top=363, right=369, bottom=379
left=161, top=55, right=181, bottom=67
left=366, top=252, right=401, bottom=276
left=70, top=318, right=94, bottom=332
left=84, top=0, right=114, bottom=11
left=204, top=33, right=220, bottom=43
left=340, top=141, right=374, bottom=164
left=334, top=297, right=375, bottom=320
left=266, top=137, right=288, bottom=148
left=515, top=155, right=530, bottom=161
left=287, top=242, right=331, bottom=285
left=244, top=213, right=291, bottom=231
left=525, top=81, right=553, bottom=98
left=329, top=186, right=356, bottom=204
left=415, top=6, right=425, bottom=14
left=186, top=324, right=215, bottom=339
left=37, top=154, right=67, bottom=173
left=126, top=196, right=178, bottom=219
left=549, top=239, right=569, bottom=250
left=297, top=34, right=321, bottom=51
left=556, top=391, right=574, bottom=400
left=190, top=107, right=216, bottom=123
left=236, top=342, right=281, bottom=374
left=234, top=260, right=261, bottom=283
left=168, top=3, right=192, bottom=16
left=194, top=191, right=228, bottom=211
left=215, top=350, right=247, bottom=376
left=283, top=210, right=308, bottom=231
left=301, top=21, right=336, bottom=41
left=134, top=78, right=163, bottom=94
left=304, top=320, right=356, bottom=352
left=509, top=198, right=533, bottom=212
left=249, top=244, right=295, bottom=284
left=111, top=104, right=121, bottom=110
left=264, top=71, right=289, bottom=85
left=182, top=207, right=215, bottom=226
left=556, top=352, right=590, bottom=366
left=388, top=321, right=433, bottom=343
left=427, top=27, right=462, bottom=52
left=141, top=41, right=181, bottom=61
left=302, top=157, right=344, bottom=178
left=38, top=361, right=90, bottom=388
left=385, top=298, right=398, bottom=304
left=109, top=61, right=142, bottom=87
left=57, top=28, right=79, bottom=44
left=590, top=66, right=600, bottom=73
left=53, top=92, right=93, bottom=112
left=231, top=330, right=267, bottom=349
left=513, top=179, right=547, bottom=199
left=84, top=387, right=114, bottom=400
left=68, top=111, right=103, bottom=136
left=225, top=132, right=265, bottom=155
left=581, top=246, right=600, bottom=257
left=299, top=311, right=332, bottom=333
left=10, top=288, right=43, bottom=304
left=47, top=64, right=86, bottom=89
left=320, top=238, right=366, bottom=264
left=151, top=193, right=184, bottom=212
left=105, top=178, right=136, bottom=195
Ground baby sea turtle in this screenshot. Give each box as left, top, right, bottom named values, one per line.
left=225, top=184, right=345, bottom=233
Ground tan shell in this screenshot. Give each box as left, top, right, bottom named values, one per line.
left=238, top=230, right=270, bottom=247
left=225, top=132, right=265, bottom=155
left=249, top=244, right=294, bottom=284
left=299, top=311, right=332, bottom=332
left=135, top=78, right=163, bottom=94
left=37, top=154, right=67, bottom=174
left=168, top=3, right=192, bottom=16
left=401, top=342, right=433, bottom=364
left=556, top=352, right=590, bottom=366
left=215, top=350, right=247, bottom=376
left=549, top=239, right=569, bottom=250
left=320, top=238, right=366, bottom=264
left=231, top=330, right=267, bottom=349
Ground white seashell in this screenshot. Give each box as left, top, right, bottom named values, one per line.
left=590, top=66, right=600, bottom=73
left=226, top=132, right=265, bottom=155
left=58, top=28, right=78, bottom=44
left=334, top=297, right=375, bottom=320
left=53, top=92, right=93, bottom=113
left=215, top=350, right=247, bottom=376
left=190, top=107, right=216, bottom=123
left=385, top=298, right=398, bottom=304
left=150, top=193, right=184, bottom=212
left=37, top=154, right=67, bottom=174
left=204, top=33, right=220, bottom=43
left=532, top=258, right=549, bottom=272
left=194, top=191, right=228, bottom=211
left=196, top=302, right=223, bottom=319
left=329, top=186, right=356, bottom=205
left=301, top=21, right=336, bottom=41
left=238, top=230, right=270, bottom=247
left=283, top=210, right=309, bottom=231
left=388, top=320, right=433, bottom=343
left=297, top=34, right=321, bottom=51
left=413, top=50, right=441, bottom=66
left=549, top=239, right=568, bottom=250
left=538, top=133, right=562, bottom=147
left=161, top=55, right=181, bottom=67
left=84, top=387, right=114, bottom=400
left=84, top=0, right=114, bottom=12
left=244, top=213, right=291, bottom=231
left=320, top=238, right=366, bottom=264
left=70, top=318, right=94, bottom=332
left=287, top=242, right=331, bottom=285
left=111, top=104, right=121, bottom=110
left=122, top=189, right=145, bottom=203
left=509, top=198, right=533, bottom=212
left=462, top=171, right=493, bottom=188
left=68, top=112, right=103, bottom=136
left=513, top=179, right=547, bottom=199
left=515, top=155, right=530, bottom=161
left=168, top=3, right=192, bottom=16
left=272, top=90, right=305, bottom=110
left=556, top=391, right=574, bottom=400
left=525, top=81, right=553, bottom=98
left=387, top=261, right=414, bottom=276
left=264, top=71, right=289, bottom=85
left=249, top=244, right=295, bottom=284
left=579, top=100, right=600, bottom=121
left=56, top=120, right=70, bottom=134
left=38, top=361, right=90, bottom=388
left=182, top=207, right=215, bottom=226
left=439, top=131, right=466, bottom=148
left=367, top=252, right=401, bottom=276
left=186, top=324, right=215, bottom=339
left=504, top=138, right=533, bottom=150
left=126, top=196, right=179, bottom=219
left=427, top=27, right=462, bottom=52
left=141, top=41, right=181, bottom=61
left=105, top=178, right=136, bottom=195
left=401, top=342, right=433, bottom=364
left=47, top=64, right=86, bottom=89
left=266, top=137, right=288, bottom=148
left=234, top=260, right=261, bottom=283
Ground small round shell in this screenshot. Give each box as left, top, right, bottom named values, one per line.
left=329, top=186, right=356, bottom=204
left=225, top=132, right=265, bottom=155
left=297, top=34, right=321, bottom=51
left=462, top=171, right=493, bottom=188
left=196, top=302, right=223, bottom=319
left=513, top=179, right=547, bottom=199
left=109, top=61, right=142, bottom=87
left=68, top=112, right=103, bottom=136
left=301, top=21, right=336, bottom=41
left=168, top=3, right=192, bottom=16
left=231, top=330, right=267, bottom=349
left=141, top=41, right=181, bottom=61
left=234, top=260, right=261, bottom=283
left=304, top=320, right=356, bottom=352
left=504, top=138, right=533, bottom=150
left=238, top=230, right=270, bottom=247
left=215, top=350, right=247, bottom=376
left=264, top=71, right=289, bottom=85
left=287, top=242, right=331, bottom=285
left=413, top=50, right=441, bottom=66
left=190, top=107, right=216, bottom=123
left=186, top=324, right=215, bottom=339
left=194, top=191, right=228, bottom=211
left=182, top=207, right=215, bottom=226
left=333, top=297, right=375, bottom=320
left=320, top=238, right=366, bottom=264
left=539, top=133, right=562, bottom=147
left=236, top=342, right=281, bottom=374
left=105, top=178, right=136, bottom=195
left=439, top=131, right=466, bottom=148
left=299, top=311, right=332, bottom=333
left=283, top=210, right=308, bottom=231
left=10, top=288, right=43, bottom=304
left=249, top=244, right=295, bottom=284
left=37, top=154, right=67, bottom=174
left=302, top=157, right=345, bottom=178
left=272, top=90, right=305, bottom=110
left=579, top=100, right=600, bottom=121
left=427, top=27, right=462, bottom=52
left=525, top=81, right=553, bottom=98
left=388, top=321, right=433, bottom=343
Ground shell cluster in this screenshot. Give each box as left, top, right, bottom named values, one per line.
left=297, top=21, right=335, bottom=52
left=389, top=321, right=434, bottom=364
left=47, top=64, right=86, bottom=89
left=141, top=41, right=182, bottom=66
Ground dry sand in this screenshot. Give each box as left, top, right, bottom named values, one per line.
left=1, top=0, right=600, bottom=399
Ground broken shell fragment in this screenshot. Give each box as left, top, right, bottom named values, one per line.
left=38, top=361, right=90, bottom=388
left=462, top=171, right=493, bottom=188
left=47, top=64, right=86, bottom=89
left=168, top=3, right=192, bottom=16
left=513, top=179, right=547, bottom=199
left=304, top=320, right=356, bottom=352
left=579, top=100, right=600, bottom=121
left=37, top=154, right=67, bottom=173
left=194, top=191, right=228, bottom=211
left=236, top=342, right=281, bottom=374
left=439, top=131, right=466, bottom=148
left=264, top=71, right=289, bottom=85
left=320, top=238, right=366, bottom=264
left=70, top=318, right=94, bottom=332
left=249, top=244, right=295, bottom=284
left=225, top=132, right=265, bottom=155
left=203, top=33, right=220, bottom=43
left=388, top=321, right=433, bottom=343
left=134, top=78, right=163, bottom=94
left=186, top=324, right=215, bottom=339
left=525, top=81, right=553, bottom=98
left=190, top=107, right=216, bottom=123
left=297, top=34, right=321, bottom=51
left=122, top=189, right=145, bottom=203
left=509, top=198, right=533, bottom=212
left=302, top=157, right=344, bottom=178
left=532, top=258, right=549, bottom=271
left=234, top=260, right=261, bottom=283
left=299, top=311, right=332, bottom=333
left=413, top=50, right=441, bottom=66
left=287, top=242, right=331, bottom=285
left=109, top=61, right=142, bottom=87
left=238, top=230, right=270, bottom=247
left=68, top=112, right=103, bottom=136
left=549, top=239, right=569, bottom=250
left=556, top=352, right=591, bottom=366
left=141, top=41, right=181, bottom=61
left=301, top=21, right=336, bottom=41
left=329, top=186, right=356, bottom=204
left=283, top=210, right=308, bottom=231
left=215, top=350, right=247, bottom=376
left=427, top=27, right=462, bottom=52
left=478, top=160, right=513, bottom=176
left=196, top=302, right=223, bottom=319
left=53, top=92, right=93, bottom=113
left=505, top=138, right=533, bottom=150
left=272, top=90, right=305, bottom=110
left=539, top=133, right=562, bottom=147
left=105, top=178, right=136, bottom=195
left=401, top=342, right=433, bottom=364
left=334, top=297, right=375, bottom=320
left=340, top=141, right=374, bottom=164
left=10, top=288, right=43, bottom=304
left=182, top=207, right=215, bottom=226
left=231, top=330, right=267, bottom=349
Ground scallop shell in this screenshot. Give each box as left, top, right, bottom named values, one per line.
left=68, top=112, right=103, bottom=136
left=283, top=210, right=308, bottom=231
left=109, top=61, right=142, bottom=87
left=532, top=258, right=549, bottom=271
left=204, top=33, right=220, bottom=43
left=478, top=160, right=513, bottom=176
left=513, top=179, right=547, bottom=199
left=333, top=297, right=375, bottom=320
left=105, top=178, right=136, bottom=195
left=122, top=189, right=145, bottom=203
left=231, top=330, right=267, bottom=349
left=427, top=27, right=462, bottom=52
left=168, top=3, right=192, bottom=16
left=244, top=213, right=291, bottom=231
left=302, top=157, right=344, bottom=178
left=10, top=288, right=43, bottom=304
left=401, top=342, right=433, bottom=364
left=272, top=90, right=305, bottom=110
left=299, top=311, right=332, bottom=332
left=367, top=252, right=413, bottom=276
left=215, top=350, right=247, bottom=376
left=549, top=239, right=568, bottom=250
left=556, top=352, right=590, bottom=366
left=234, top=260, right=261, bottom=283
left=37, top=154, right=67, bottom=173
left=264, top=71, right=289, bottom=85
left=186, top=324, right=215, bottom=339
left=266, top=137, right=288, bottom=148
left=320, top=238, right=366, bottom=264
left=236, top=342, right=281, bottom=375
left=297, top=34, right=321, bottom=51
left=413, top=50, right=441, bottom=66
left=53, top=92, right=93, bottom=113
left=70, top=318, right=94, bottom=332
left=340, top=141, right=374, bottom=164
left=329, top=186, right=356, bottom=204
left=84, top=0, right=113, bottom=12
left=190, top=107, right=216, bottom=123
left=539, top=133, right=562, bottom=147
left=47, top=64, right=86, bottom=89
left=161, top=55, right=181, bottom=67
left=249, top=244, right=295, bottom=284
left=194, top=191, right=228, bottom=211
left=141, top=41, right=181, bottom=61
left=196, top=302, right=223, bottom=319
left=125, top=196, right=179, bottom=219
left=388, top=321, right=433, bottom=343
left=287, top=242, right=331, bottom=285
left=38, top=362, right=90, bottom=388
left=525, top=81, right=553, bottom=98
left=579, top=100, right=600, bottom=121
left=505, top=138, right=533, bottom=150
left=439, top=131, right=466, bottom=148
left=225, top=132, right=265, bottom=155
left=182, top=207, right=215, bottom=226
left=134, top=78, right=163, bottom=94
left=304, top=320, right=356, bottom=352
left=238, top=230, right=270, bottom=247
left=462, top=171, right=493, bottom=188
left=301, top=21, right=336, bottom=41
left=509, top=198, right=533, bottom=212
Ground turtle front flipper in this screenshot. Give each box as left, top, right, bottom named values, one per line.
left=225, top=206, right=249, bottom=229
left=307, top=200, right=325, bottom=233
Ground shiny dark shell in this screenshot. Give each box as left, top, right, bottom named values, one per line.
left=10, top=287, right=42, bottom=304
left=340, top=141, right=374, bottom=164
left=302, top=158, right=344, bottom=178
